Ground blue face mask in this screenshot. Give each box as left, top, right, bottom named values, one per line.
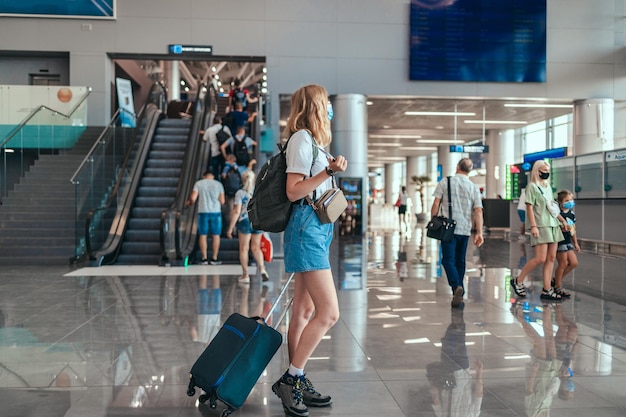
left=563, top=201, right=575, bottom=210
left=327, top=103, right=334, bottom=121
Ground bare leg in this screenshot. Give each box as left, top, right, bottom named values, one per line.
left=238, top=233, right=251, bottom=277
left=250, top=233, right=266, bottom=275
left=289, top=270, right=339, bottom=370
left=554, top=251, right=568, bottom=288
left=517, top=243, right=547, bottom=284
left=198, top=235, right=208, bottom=260
left=211, top=234, right=220, bottom=260
left=287, top=273, right=315, bottom=362
left=542, top=242, right=557, bottom=290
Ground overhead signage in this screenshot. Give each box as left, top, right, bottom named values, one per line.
left=523, top=147, right=567, bottom=163
left=168, top=44, right=213, bottom=55
left=449, top=145, right=490, bottom=153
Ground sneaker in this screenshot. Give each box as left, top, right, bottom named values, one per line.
left=301, top=375, right=332, bottom=407
left=238, top=275, right=250, bottom=284
left=451, top=286, right=464, bottom=308
left=209, top=258, right=222, bottom=266
left=272, top=372, right=309, bottom=417
left=199, top=258, right=208, bottom=265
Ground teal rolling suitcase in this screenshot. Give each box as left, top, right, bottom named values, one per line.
left=187, top=314, right=282, bottom=415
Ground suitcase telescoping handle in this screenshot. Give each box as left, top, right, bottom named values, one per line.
left=252, top=272, right=294, bottom=329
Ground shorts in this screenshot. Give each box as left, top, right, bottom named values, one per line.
left=197, top=212, right=222, bottom=236
left=236, top=218, right=262, bottom=235
left=557, top=242, right=575, bottom=253
left=517, top=209, right=526, bottom=223
left=529, top=225, right=564, bottom=247
left=284, top=204, right=333, bottom=273
left=398, top=204, right=407, bottom=215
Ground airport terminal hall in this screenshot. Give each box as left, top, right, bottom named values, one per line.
left=2, top=1, right=626, bottom=417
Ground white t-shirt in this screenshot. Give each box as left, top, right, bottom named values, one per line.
left=203, top=123, right=231, bottom=156
left=285, top=130, right=333, bottom=199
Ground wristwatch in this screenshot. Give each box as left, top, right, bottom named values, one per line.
left=325, top=166, right=335, bottom=176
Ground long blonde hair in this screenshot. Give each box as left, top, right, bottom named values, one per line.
left=241, top=169, right=255, bottom=194
left=530, top=160, right=550, bottom=186
left=283, top=84, right=332, bottom=147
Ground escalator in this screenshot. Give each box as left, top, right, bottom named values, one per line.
left=115, top=118, right=191, bottom=264
left=89, top=84, right=213, bottom=266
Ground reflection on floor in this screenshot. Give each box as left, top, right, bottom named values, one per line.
left=1, top=227, right=625, bottom=417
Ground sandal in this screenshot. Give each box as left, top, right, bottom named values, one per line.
left=540, top=287, right=563, bottom=301
left=554, top=287, right=571, bottom=298
left=510, top=278, right=527, bottom=297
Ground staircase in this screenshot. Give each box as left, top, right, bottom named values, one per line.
left=115, top=118, right=190, bottom=265
left=0, top=127, right=103, bottom=265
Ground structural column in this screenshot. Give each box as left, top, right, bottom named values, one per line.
left=438, top=146, right=466, bottom=178
left=384, top=163, right=402, bottom=205
left=330, top=94, right=368, bottom=235
left=573, top=99, right=614, bottom=154
left=168, top=60, right=180, bottom=102
left=406, top=156, right=419, bottom=217
left=485, top=129, right=514, bottom=199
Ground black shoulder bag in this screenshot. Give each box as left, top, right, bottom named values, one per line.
left=426, top=176, right=457, bottom=242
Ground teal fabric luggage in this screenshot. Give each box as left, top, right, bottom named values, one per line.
left=187, top=313, right=282, bottom=414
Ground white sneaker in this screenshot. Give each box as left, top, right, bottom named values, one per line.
left=238, top=275, right=250, bottom=284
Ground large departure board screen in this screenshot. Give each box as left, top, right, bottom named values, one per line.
left=409, top=0, right=546, bottom=82
left=0, top=0, right=115, bottom=19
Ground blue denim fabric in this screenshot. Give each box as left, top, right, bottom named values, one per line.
left=284, top=205, right=333, bottom=273
left=236, top=218, right=262, bottom=235
left=197, top=212, right=222, bottom=236
left=440, top=234, right=469, bottom=292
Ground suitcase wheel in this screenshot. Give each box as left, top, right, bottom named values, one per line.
left=221, top=409, right=232, bottom=417
left=198, top=394, right=210, bottom=405
left=187, top=387, right=196, bottom=397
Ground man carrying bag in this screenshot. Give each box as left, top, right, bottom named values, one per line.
left=429, top=158, right=484, bottom=308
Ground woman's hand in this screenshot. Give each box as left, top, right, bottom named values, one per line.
left=531, top=226, right=539, bottom=238
left=328, top=155, right=348, bottom=173
left=226, top=229, right=233, bottom=239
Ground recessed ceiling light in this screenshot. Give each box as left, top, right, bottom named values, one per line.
left=378, top=156, right=408, bottom=161
left=382, top=125, right=391, bottom=129
left=405, top=111, right=476, bottom=116
left=400, top=147, right=438, bottom=151
left=417, top=139, right=464, bottom=144
left=464, top=120, right=527, bottom=124
left=435, top=126, right=444, bottom=129
left=370, top=134, right=423, bottom=139
left=504, top=103, right=572, bottom=108
left=368, top=149, right=388, bottom=153
left=370, top=142, right=402, bottom=147
left=366, top=101, right=374, bottom=105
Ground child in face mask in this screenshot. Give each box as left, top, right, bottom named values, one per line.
left=554, top=190, right=580, bottom=297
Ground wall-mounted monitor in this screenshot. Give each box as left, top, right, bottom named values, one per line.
left=409, top=0, right=546, bottom=82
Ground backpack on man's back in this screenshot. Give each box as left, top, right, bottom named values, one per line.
left=215, top=124, right=230, bottom=145
left=231, top=88, right=247, bottom=110
left=222, top=166, right=243, bottom=197
left=233, top=137, right=252, bottom=167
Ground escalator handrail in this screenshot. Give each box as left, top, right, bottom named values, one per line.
left=70, top=81, right=167, bottom=184
left=91, top=105, right=163, bottom=266
left=1, top=87, right=92, bottom=149
left=160, top=83, right=215, bottom=263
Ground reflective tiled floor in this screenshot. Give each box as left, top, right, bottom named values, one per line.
left=1, top=227, right=626, bottom=417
